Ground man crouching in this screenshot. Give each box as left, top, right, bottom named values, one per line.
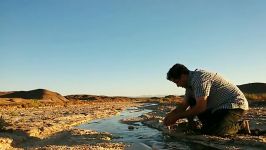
left=163, top=63, right=250, bottom=136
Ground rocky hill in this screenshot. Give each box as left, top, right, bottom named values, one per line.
left=238, top=82, right=266, bottom=100
left=0, top=89, right=68, bottom=103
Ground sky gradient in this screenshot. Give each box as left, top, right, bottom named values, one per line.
left=1, top=0, right=266, bottom=96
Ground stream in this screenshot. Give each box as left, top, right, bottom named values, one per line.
left=76, top=103, right=207, bottom=149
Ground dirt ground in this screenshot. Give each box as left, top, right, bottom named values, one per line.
left=0, top=97, right=266, bottom=150
left=0, top=99, right=142, bottom=150
left=122, top=99, right=266, bottom=149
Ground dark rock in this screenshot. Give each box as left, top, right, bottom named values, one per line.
left=128, top=125, right=134, bottom=130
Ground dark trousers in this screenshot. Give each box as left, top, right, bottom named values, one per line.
left=198, top=108, right=245, bottom=136
left=187, top=98, right=245, bottom=136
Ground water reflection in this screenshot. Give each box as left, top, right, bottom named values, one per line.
left=76, top=104, right=210, bottom=149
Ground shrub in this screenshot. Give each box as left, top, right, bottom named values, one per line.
left=164, top=95, right=176, bottom=99
left=0, top=116, right=9, bottom=131
left=244, top=93, right=266, bottom=100
left=28, top=99, right=42, bottom=108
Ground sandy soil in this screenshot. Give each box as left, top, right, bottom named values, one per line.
left=1, top=97, right=266, bottom=150
left=0, top=100, right=141, bottom=150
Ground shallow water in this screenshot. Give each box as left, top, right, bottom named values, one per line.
left=76, top=103, right=209, bottom=149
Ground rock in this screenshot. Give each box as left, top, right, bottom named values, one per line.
left=0, top=137, right=13, bottom=149
left=128, top=125, right=134, bottom=130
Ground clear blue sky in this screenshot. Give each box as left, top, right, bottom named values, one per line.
left=1, top=0, right=266, bottom=96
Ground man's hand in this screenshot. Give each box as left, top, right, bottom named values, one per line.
left=163, top=111, right=179, bottom=126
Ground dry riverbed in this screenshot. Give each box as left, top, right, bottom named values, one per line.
left=0, top=100, right=141, bottom=150
left=122, top=101, right=266, bottom=149
left=1, top=98, right=266, bottom=149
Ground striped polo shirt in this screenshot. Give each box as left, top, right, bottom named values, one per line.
left=185, top=69, right=249, bottom=113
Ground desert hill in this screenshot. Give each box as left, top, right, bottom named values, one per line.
left=1, top=82, right=265, bottom=107
left=0, top=89, right=68, bottom=103
left=238, top=83, right=266, bottom=100
left=238, top=83, right=266, bottom=94
left=0, top=92, right=13, bottom=96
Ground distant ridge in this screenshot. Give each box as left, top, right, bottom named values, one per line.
left=238, top=82, right=266, bottom=100
left=238, top=82, right=266, bottom=94
left=0, top=89, right=68, bottom=102
left=65, top=94, right=133, bottom=102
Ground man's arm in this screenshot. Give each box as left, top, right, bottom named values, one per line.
left=163, top=100, right=189, bottom=126
left=172, top=100, right=189, bottom=113
left=175, top=96, right=208, bottom=119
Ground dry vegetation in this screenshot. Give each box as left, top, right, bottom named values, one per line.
left=244, top=93, right=266, bottom=101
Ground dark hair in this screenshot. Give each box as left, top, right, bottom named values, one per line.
left=167, top=63, right=189, bottom=80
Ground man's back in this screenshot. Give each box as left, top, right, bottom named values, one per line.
left=188, top=70, right=249, bottom=112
